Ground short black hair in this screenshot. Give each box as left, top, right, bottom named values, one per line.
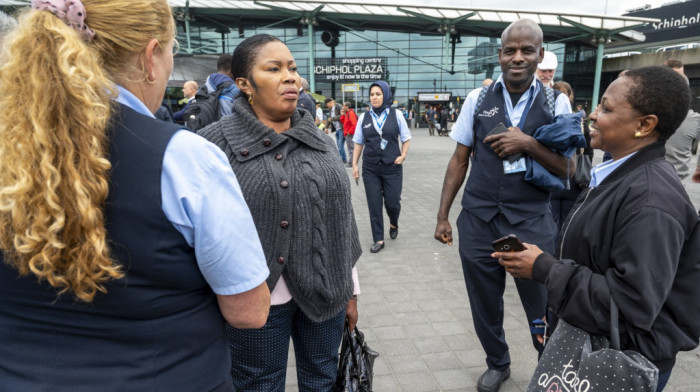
left=324, top=97, right=333, bottom=104
left=217, top=54, right=232, bottom=72
left=623, top=66, right=691, bottom=141
left=231, top=34, right=282, bottom=84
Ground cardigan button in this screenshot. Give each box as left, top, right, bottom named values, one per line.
left=240, top=149, right=250, bottom=157
left=280, top=180, right=289, bottom=189
left=275, top=153, right=283, bottom=160
left=262, top=139, right=271, bottom=147
left=277, top=256, right=285, bottom=264
left=280, top=220, right=289, bottom=229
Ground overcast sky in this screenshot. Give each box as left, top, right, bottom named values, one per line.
left=399, top=0, right=673, bottom=17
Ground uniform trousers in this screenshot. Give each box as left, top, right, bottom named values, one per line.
left=362, top=160, right=403, bottom=243
left=457, top=209, right=556, bottom=371
left=227, top=299, right=346, bottom=392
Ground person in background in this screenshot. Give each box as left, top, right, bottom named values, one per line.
left=315, top=101, right=324, bottom=126
left=326, top=97, right=346, bottom=163
left=408, top=108, right=416, bottom=128
left=204, top=53, right=240, bottom=118
left=0, top=1, right=270, bottom=391
left=663, top=75, right=699, bottom=183
left=536, top=50, right=557, bottom=87
left=353, top=80, right=412, bottom=253
left=296, top=77, right=315, bottom=116
left=576, top=104, right=586, bottom=120
left=154, top=98, right=174, bottom=122
left=439, top=105, right=449, bottom=136
left=197, top=34, right=362, bottom=392
left=425, top=104, right=436, bottom=136
left=496, top=66, right=700, bottom=392
left=549, top=80, right=592, bottom=230
left=341, top=101, right=358, bottom=168
left=434, top=19, right=574, bottom=392
left=663, top=58, right=684, bottom=75
left=173, top=80, right=197, bottom=123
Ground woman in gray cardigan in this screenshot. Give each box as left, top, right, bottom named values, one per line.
left=198, top=34, right=362, bottom=392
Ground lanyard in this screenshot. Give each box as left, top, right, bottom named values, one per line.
left=369, top=108, right=389, bottom=136
left=504, top=90, right=535, bottom=129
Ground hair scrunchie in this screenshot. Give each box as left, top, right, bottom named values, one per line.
left=31, top=0, right=95, bottom=43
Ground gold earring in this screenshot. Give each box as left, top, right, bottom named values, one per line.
left=248, top=93, right=253, bottom=105
left=634, top=131, right=642, bottom=138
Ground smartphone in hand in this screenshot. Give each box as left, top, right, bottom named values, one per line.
left=491, top=234, right=526, bottom=252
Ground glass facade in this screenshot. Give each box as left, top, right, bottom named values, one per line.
left=175, top=21, right=567, bottom=117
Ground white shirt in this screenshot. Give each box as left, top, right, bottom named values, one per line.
left=450, top=75, right=572, bottom=147
left=114, top=86, right=269, bottom=295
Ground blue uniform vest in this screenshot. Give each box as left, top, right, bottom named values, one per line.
left=0, top=104, right=232, bottom=392
left=463, top=82, right=555, bottom=224
left=361, top=108, right=401, bottom=165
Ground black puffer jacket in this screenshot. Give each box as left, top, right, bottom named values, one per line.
left=533, top=141, right=700, bottom=372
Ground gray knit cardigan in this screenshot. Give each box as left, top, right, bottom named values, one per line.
left=198, top=97, right=362, bottom=322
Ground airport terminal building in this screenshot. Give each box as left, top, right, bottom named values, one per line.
left=3, top=0, right=696, bottom=115
left=161, top=0, right=699, bottom=116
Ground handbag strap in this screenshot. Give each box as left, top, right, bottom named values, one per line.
left=610, top=297, right=621, bottom=350
left=345, top=323, right=359, bottom=360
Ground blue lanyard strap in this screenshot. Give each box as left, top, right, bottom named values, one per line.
left=370, top=108, right=389, bottom=132
left=504, top=90, right=535, bottom=129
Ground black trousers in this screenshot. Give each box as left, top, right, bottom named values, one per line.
left=457, top=210, right=556, bottom=371
left=362, top=160, right=403, bottom=242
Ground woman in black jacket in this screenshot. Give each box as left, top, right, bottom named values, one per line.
left=494, top=66, right=700, bottom=392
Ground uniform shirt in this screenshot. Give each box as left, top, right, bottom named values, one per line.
left=115, top=86, right=269, bottom=295
left=353, top=108, right=412, bottom=144
left=450, top=75, right=572, bottom=147
left=590, top=152, right=636, bottom=187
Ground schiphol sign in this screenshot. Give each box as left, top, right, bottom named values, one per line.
left=314, top=57, right=387, bottom=82
left=624, top=0, right=700, bottom=44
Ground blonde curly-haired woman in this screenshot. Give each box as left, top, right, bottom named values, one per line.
left=0, top=1, right=270, bottom=391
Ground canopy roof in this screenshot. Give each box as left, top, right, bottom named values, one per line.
left=167, top=0, right=659, bottom=45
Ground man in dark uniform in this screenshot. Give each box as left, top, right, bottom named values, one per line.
left=433, top=19, right=574, bottom=392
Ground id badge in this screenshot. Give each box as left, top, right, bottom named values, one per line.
left=503, top=157, right=526, bottom=174
left=380, top=138, right=388, bottom=150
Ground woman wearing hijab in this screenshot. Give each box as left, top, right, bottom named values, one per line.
left=352, top=81, right=412, bottom=253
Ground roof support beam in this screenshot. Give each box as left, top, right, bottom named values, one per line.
left=185, top=0, right=191, bottom=53
left=558, top=16, right=649, bottom=111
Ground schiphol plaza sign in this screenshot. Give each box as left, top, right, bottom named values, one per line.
left=314, top=57, right=387, bottom=82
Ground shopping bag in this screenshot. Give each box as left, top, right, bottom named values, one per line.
left=333, top=324, right=379, bottom=392
left=573, top=153, right=592, bottom=188
left=528, top=299, right=658, bottom=392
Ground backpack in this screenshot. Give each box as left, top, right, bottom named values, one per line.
left=473, top=83, right=557, bottom=117
left=183, top=82, right=233, bottom=131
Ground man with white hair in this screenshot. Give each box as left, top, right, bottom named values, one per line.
left=536, top=50, right=557, bottom=87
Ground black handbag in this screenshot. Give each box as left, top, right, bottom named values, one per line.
left=528, top=298, right=658, bottom=392
left=333, top=324, right=379, bottom=392
left=574, top=153, right=592, bottom=188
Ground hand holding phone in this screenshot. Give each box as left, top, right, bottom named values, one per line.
left=491, top=234, right=526, bottom=252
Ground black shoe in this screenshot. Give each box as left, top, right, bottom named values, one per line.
left=477, top=368, right=510, bottom=392
left=370, top=242, right=384, bottom=253
left=389, top=226, right=398, bottom=239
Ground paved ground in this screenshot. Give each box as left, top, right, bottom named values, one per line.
left=284, top=128, right=700, bottom=391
